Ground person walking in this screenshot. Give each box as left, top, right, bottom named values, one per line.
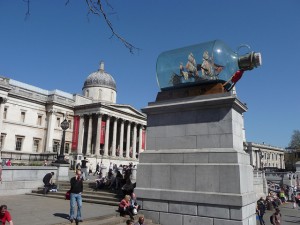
left=0, top=205, right=13, bottom=225
left=271, top=208, right=281, bottom=225
left=257, top=197, right=266, bottom=225
left=94, top=163, right=100, bottom=176
left=69, top=169, right=84, bottom=223
left=81, top=157, right=89, bottom=181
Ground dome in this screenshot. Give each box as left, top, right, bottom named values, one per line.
left=83, top=62, right=116, bottom=91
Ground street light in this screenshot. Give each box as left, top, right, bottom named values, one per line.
left=56, top=119, right=69, bottom=163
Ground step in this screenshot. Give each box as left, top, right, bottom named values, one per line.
left=37, top=187, right=121, bottom=197
left=31, top=190, right=120, bottom=202
left=26, top=193, right=119, bottom=206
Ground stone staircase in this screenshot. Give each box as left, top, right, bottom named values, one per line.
left=26, top=181, right=121, bottom=206
left=27, top=181, right=160, bottom=225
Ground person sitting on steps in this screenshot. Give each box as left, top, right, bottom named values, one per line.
left=118, top=195, right=134, bottom=220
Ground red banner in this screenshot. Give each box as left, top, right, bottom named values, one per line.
left=142, top=129, right=146, bottom=149
left=71, top=115, right=80, bottom=151
left=100, top=121, right=106, bottom=144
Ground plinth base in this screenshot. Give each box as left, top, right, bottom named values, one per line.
left=52, top=163, right=69, bottom=181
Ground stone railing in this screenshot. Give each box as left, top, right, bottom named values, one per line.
left=0, top=166, right=58, bottom=196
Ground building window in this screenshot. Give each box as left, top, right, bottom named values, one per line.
left=86, top=90, right=89, bottom=97
left=15, top=136, right=24, bottom=151
left=21, top=111, right=26, bottom=123
left=33, top=139, right=40, bottom=152
left=56, top=118, right=61, bottom=127
left=3, top=107, right=7, bottom=119
left=65, top=142, right=70, bottom=154
left=68, top=120, right=72, bottom=129
left=0, top=133, right=6, bottom=150
left=37, top=115, right=42, bottom=126
left=53, top=140, right=60, bottom=152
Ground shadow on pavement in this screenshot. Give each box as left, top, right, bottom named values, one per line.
left=53, top=213, right=69, bottom=219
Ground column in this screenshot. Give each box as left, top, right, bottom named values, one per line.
left=138, top=125, right=143, bottom=153
left=119, top=120, right=124, bottom=158
left=0, top=97, right=7, bottom=132
left=112, top=117, right=118, bottom=157
left=77, top=115, right=85, bottom=154
left=104, top=116, right=110, bottom=156
left=86, top=115, right=93, bottom=155
left=95, top=114, right=102, bottom=157
left=132, top=123, right=137, bottom=159
left=126, top=121, right=131, bottom=158
left=45, top=109, right=56, bottom=152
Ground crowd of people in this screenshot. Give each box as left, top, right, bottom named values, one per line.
left=256, top=182, right=299, bottom=225
left=95, top=162, right=136, bottom=194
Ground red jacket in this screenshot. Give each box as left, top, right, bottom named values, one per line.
left=119, top=199, right=130, bottom=208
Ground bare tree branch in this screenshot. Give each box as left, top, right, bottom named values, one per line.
left=23, top=0, right=30, bottom=20
left=24, top=0, right=139, bottom=54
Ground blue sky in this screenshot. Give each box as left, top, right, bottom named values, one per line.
left=0, top=0, right=299, bottom=148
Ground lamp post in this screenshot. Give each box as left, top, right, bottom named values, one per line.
left=56, top=119, right=69, bottom=163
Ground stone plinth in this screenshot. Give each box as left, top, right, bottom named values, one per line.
left=135, top=92, right=256, bottom=225
left=52, top=163, right=69, bottom=181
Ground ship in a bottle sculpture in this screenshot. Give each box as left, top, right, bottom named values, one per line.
left=156, top=40, right=262, bottom=100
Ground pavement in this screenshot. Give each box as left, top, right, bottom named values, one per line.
left=0, top=170, right=119, bottom=225
left=0, top=194, right=117, bottom=225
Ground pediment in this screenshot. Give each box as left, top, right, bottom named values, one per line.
left=108, top=104, right=146, bottom=118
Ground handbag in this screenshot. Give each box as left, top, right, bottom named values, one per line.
left=65, top=190, right=71, bottom=200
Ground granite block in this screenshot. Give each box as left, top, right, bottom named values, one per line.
left=150, top=164, right=171, bottom=189
left=185, top=123, right=209, bottom=136
left=196, top=134, right=221, bottom=148
left=183, top=215, right=213, bottom=225
left=170, top=165, right=195, bottom=191
left=143, top=200, right=168, bottom=212
left=230, top=203, right=256, bottom=220
left=198, top=205, right=229, bottom=219
left=136, top=164, right=151, bottom=188
left=169, top=203, right=197, bottom=215
left=160, top=212, right=183, bottom=225
left=183, top=152, right=209, bottom=163
left=156, top=136, right=197, bottom=150
left=219, top=165, right=241, bottom=193
left=213, top=218, right=247, bottom=225
left=195, top=165, right=220, bottom=192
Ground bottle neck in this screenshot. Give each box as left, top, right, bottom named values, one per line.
left=238, top=52, right=262, bottom=71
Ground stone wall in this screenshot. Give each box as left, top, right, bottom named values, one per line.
left=0, top=166, right=58, bottom=196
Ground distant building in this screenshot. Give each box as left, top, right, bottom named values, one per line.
left=244, top=142, right=285, bottom=170
left=0, top=62, right=147, bottom=168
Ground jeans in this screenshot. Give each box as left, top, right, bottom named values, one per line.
left=70, top=193, right=82, bottom=220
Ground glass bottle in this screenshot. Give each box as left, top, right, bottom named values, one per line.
left=156, top=40, right=262, bottom=90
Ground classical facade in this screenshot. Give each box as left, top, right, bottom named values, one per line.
left=244, top=142, right=285, bottom=170
left=0, top=62, right=147, bottom=168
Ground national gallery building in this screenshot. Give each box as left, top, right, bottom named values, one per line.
left=0, top=62, right=147, bottom=168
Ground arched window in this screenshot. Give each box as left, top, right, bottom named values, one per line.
left=86, top=90, right=89, bottom=97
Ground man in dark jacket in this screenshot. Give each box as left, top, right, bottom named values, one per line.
left=43, top=172, right=54, bottom=194
left=69, top=170, right=83, bottom=223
